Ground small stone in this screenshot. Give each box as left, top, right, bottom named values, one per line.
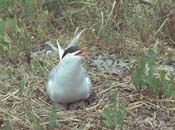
left=105, top=59, right=113, bottom=66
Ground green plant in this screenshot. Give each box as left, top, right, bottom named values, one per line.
left=97, top=0, right=118, bottom=42
left=0, top=17, right=34, bottom=63
left=154, top=0, right=175, bottom=43
left=123, top=1, right=156, bottom=43
left=103, top=92, right=125, bottom=130
left=31, top=58, right=45, bottom=76
left=132, top=49, right=156, bottom=91
left=49, top=104, right=57, bottom=128
left=0, top=0, right=48, bottom=63
left=132, top=49, right=175, bottom=96
left=160, top=70, right=175, bottom=97
left=131, top=56, right=147, bottom=91
left=0, top=0, right=15, bottom=18
left=4, top=119, right=12, bottom=130
left=18, top=79, right=26, bottom=97
left=26, top=111, right=43, bottom=130
left=142, top=49, right=157, bottom=93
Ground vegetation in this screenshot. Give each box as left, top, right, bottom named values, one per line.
left=132, top=49, right=175, bottom=96
left=0, top=0, right=175, bottom=130
left=103, top=92, right=125, bottom=130
left=26, top=111, right=43, bottom=130
left=49, top=104, right=57, bottom=128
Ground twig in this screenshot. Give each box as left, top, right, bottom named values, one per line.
left=1, top=89, right=19, bottom=101
left=154, top=17, right=169, bottom=36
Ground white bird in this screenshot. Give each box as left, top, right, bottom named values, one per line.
left=46, top=29, right=92, bottom=104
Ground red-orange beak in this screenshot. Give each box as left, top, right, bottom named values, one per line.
left=75, top=48, right=88, bottom=57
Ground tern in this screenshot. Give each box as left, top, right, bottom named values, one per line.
left=46, top=29, right=92, bottom=104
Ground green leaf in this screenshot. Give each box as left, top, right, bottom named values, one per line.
left=26, top=111, right=43, bottom=130
left=103, top=92, right=125, bottom=129
left=111, top=92, right=118, bottom=108
left=131, top=56, right=146, bottom=90
left=19, top=80, right=26, bottom=97
left=4, top=120, right=12, bottom=130
left=31, top=59, right=45, bottom=76
left=49, top=104, right=57, bottom=128
left=26, top=111, right=35, bottom=123
left=147, top=49, right=157, bottom=73
left=0, top=19, right=5, bottom=36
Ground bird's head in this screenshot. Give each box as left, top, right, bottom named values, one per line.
left=47, top=29, right=87, bottom=63
left=61, top=46, right=88, bottom=63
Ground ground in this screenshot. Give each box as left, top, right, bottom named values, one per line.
left=0, top=41, right=175, bottom=130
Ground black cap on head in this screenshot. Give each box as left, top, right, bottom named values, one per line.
left=62, top=46, right=80, bottom=58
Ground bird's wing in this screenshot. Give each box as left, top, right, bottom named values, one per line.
left=66, top=29, right=86, bottom=48
left=80, top=66, right=90, bottom=79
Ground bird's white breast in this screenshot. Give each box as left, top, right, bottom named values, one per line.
left=47, top=59, right=91, bottom=103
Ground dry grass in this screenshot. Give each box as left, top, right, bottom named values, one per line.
left=1, top=42, right=175, bottom=130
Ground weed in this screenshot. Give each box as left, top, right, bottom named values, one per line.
left=103, top=92, right=125, bottom=130
left=49, top=104, right=57, bottom=128
left=26, top=111, right=43, bottom=130
left=0, top=0, right=15, bottom=18
left=0, top=17, right=33, bottom=63
left=132, top=49, right=175, bottom=96
left=97, top=0, right=118, bottom=42
left=4, top=119, right=12, bottom=130
left=131, top=56, right=147, bottom=91
left=6, top=67, right=13, bottom=80
left=31, top=58, right=45, bottom=76
left=153, top=0, right=175, bottom=43
left=160, top=70, right=175, bottom=97
left=18, top=79, right=26, bottom=97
